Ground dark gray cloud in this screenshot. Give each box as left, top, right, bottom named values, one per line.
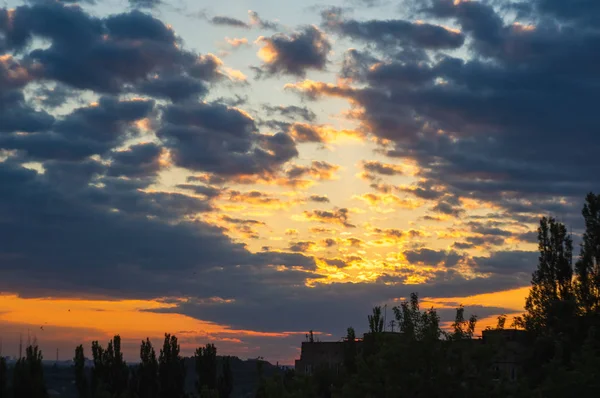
left=288, top=241, right=316, bottom=253
left=0, top=55, right=34, bottom=92
left=303, top=208, right=355, bottom=228
left=404, top=248, right=462, bottom=268
left=137, top=75, right=209, bottom=102
left=290, top=0, right=600, bottom=223
left=474, top=251, right=538, bottom=276
left=157, top=101, right=298, bottom=176
left=1, top=95, right=153, bottom=161
left=1, top=3, right=219, bottom=100
left=321, top=7, right=465, bottom=51
left=0, top=160, right=317, bottom=299
left=284, top=123, right=324, bottom=143
left=517, top=231, right=538, bottom=244
left=309, top=195, right=330, bottom=203
left=362, top=161, right=403, bottom=176
left=257, top=25, right=331, bottom=77
left=531, top=0, right=600, bottom=26
left=32, top=84, right=78, bottom=109
left=56, top=96, right=155, bottom=145
left=210, top=16, right=250, bottom=29
left=145, top=271, right=527, bottom=336
left=0, top=91, right=55, bottom=133
left=397, top=181, right=443, bottom=201
left=220, top=215, right=266, bottom=226
left=453, top=235, right=506, bottom=250
left=248, top=11, right=279, bottom=31
left=285, top=160, right=338, bottom=179
left=262, top=105, right=316, bottom=122
left=467, top=221, right=513, bottom=237
left=432, top=200, right=464, bottom=218
left=176, top=184, right=222, bottom=198
left=107, top=143, right=163, bottom=179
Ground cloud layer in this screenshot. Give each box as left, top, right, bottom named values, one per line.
left=1, top=0, right=595, bottom=363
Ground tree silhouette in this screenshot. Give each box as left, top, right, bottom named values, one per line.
left=524, top=217, right=575, bottom=336
left=74, top=344, right=89, bottom=398
left=449, top=305, right=477, bottom=341
left=217, top=356, right=233, bottom=398
left=496, top=314, right=507, bottom=330
left=575, top=192, right=600, bottom=314
left=12, top=344, right=48, bottom=398
left=91, top=340, right=106, bottom=396
left=158, top=334, right=185, bottom=398
left=0, top=354, right=7, bottom=398
left=91, top=336, right=129, bottom=398
left=137, top=338, right=158, bottom=398
left=254, top=358, right=268, bottom=398
left=394, top=293, right=440, bottom=342
left=368, top=306, right=384, bottom=334
left=195, top=343, right=218, bottom=395
left=343, top=327, right=357, bottom=375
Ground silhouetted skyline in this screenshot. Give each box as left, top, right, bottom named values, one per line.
left=0, top=0, right=598, bottom=365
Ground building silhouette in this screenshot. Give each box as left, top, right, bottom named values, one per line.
left=294, top=329, right=528, bottom=381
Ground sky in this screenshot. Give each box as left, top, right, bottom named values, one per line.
left=0, top=0, right=598, bottom=365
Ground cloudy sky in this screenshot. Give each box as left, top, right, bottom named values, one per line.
left=0, top=0, right=597, bottom=364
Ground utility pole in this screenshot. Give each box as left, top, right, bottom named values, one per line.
left=389, top=320, right=396, bottom=333
left=19, top=333, right=23, bottom=359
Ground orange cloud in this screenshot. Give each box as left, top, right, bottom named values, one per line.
left=226, top=190, right=305, bottom=210
left=188, top=162, right=340, bottom=189
left=285, top=161, right=341, bottom=181
left=284, top=80, right=353, bottom=100
left=353, top=193, right=423, bottom=209
left=287, top=123, right=364, bottom=144
left=298, top=208, right=356, bottom=228
left=224, top=37, right=249, bottom=48
left=222, top=67, right=247, bottom=81
left=309, top=227, right=338, bottom=235
left=0, top=295, right=293, bottom=345
left=358, top=160, right=406, bottom=181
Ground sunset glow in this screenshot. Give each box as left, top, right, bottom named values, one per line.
left=0, top=0, right=594, bottom=367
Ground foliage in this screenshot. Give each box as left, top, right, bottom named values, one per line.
left=367, top=307, right=384, bottom=334
left=12, top=344, right=48, bottom=398
left=74, top=344, right=89, bottom=398
left=0, top=354, right=7, bottom=398
left=524, top=217, right=576, bottom=336
left=158, top=334, right=186, bottom=398
left=448, top=305, right=477, bottom=341
left=137, top=338, right=158, bottom=398
left=194, top=343, right=218, bottom=396
left=575, top=193, right=600, bottom=314
left=343, top=328, right=356, bottom=375
left=217, top=356, right=233, bottom=398
left=91, top=336, right=129, bottom=398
